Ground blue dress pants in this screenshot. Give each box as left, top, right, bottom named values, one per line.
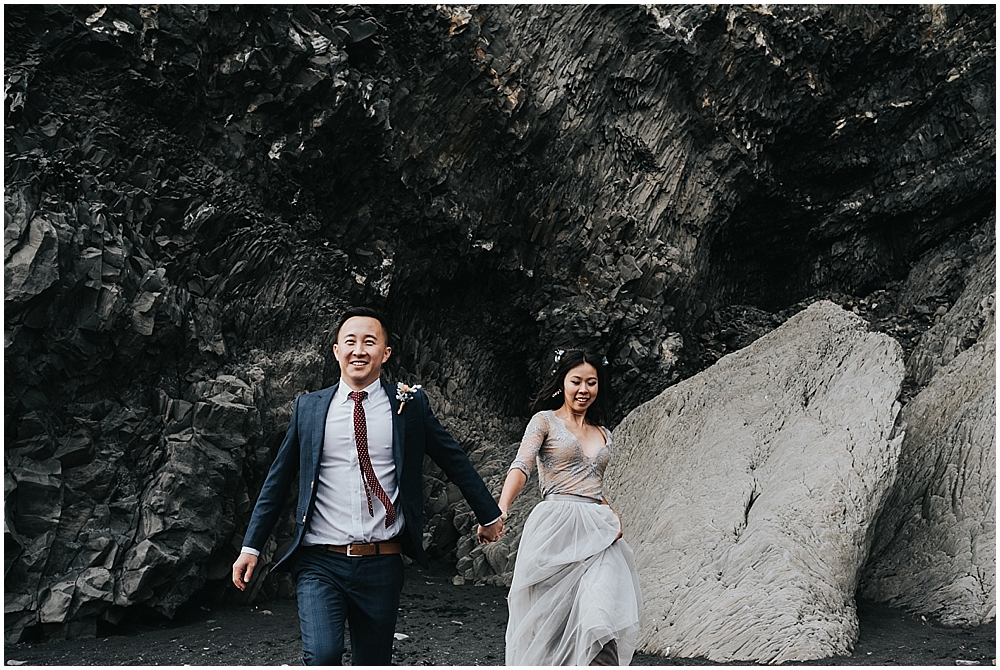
left=292, top=546, right=405, bottom=665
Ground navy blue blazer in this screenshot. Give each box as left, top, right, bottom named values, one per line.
left=242, top=379, right=501, bottom=570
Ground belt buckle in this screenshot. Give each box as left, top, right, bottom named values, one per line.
left=346, top=543, right=361, bottom=557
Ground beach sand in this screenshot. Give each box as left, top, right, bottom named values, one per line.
left=6, top=560, right=994, bottom=666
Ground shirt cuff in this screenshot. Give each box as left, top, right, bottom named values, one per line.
left=241, top=546, right=261, bottom=557
left=482, top=516, right=502, bottom=526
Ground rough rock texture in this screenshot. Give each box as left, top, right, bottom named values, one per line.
left=3, top=350, right=323, bottom=642
left=859, top=239, right=996, bottom=626
left=4, top=4, right=994, bottom=643
left=900, top=223, right=996, bottom=389
left=452, top=444, right=542, bottom=589
left=604, top=301, right=905, bottom=664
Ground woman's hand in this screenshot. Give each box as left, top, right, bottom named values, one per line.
left=604, top=501, right=623, bottom=542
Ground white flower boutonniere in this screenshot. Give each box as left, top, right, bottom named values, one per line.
left=395, top=382, right=422, bottom=414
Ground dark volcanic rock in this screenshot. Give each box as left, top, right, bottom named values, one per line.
left=4, top=4, right=994, bottom=644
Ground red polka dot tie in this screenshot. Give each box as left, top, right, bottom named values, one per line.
left=348, top=391, right=396, bottom=527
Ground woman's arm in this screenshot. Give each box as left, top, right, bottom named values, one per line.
left=477, top=413, right=545, bottom=543
left=476, top=467, right=528, bottom=544
left=500, top=411, right=547, bottom=516
left=498, top=468, right=528, bottom=518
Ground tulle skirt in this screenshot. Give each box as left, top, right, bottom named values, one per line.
left=506, top=495, right=642, bottom=666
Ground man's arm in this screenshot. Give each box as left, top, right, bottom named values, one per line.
left=417, top=392, right=503, bottom=526
left=232, top=395, right=302, bottom=590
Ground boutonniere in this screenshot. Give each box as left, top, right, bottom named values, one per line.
left=395, top=382, right=422, bottom=414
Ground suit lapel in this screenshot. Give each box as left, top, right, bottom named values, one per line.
left=311, top=384, right=337, bottom=472
left=384, top=380, right=405, bottom=476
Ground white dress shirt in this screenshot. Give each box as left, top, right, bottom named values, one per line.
left=242, top=379, right=403, bottom=557
left=303, top=378, right=404, bottom=545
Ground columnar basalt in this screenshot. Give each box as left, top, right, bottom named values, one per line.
left=4, top=5, right=994, bottom=648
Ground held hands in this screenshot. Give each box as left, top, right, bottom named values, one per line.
left=477, top=516, right=505, bottom=544
left=232, top=552, right=259, bottom=592
left=476, top=519, right=504, bottom=544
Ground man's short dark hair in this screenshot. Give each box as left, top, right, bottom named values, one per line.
left=336, top=306, right=392, bottom=345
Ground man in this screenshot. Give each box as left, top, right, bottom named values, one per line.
left=232, top=306, right=503, bottom=665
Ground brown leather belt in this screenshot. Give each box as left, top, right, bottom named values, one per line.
left=326, top=541, right=402, bottom=557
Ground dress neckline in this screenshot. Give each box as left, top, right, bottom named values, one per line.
left=549, top=411, right=609, bottom=460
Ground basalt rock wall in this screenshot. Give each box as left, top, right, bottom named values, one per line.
left=4, top=5, right=994, bottom=644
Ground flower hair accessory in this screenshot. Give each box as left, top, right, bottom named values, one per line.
left=554, top=348, right=609, bottom=366
left=395, top=382, right=422, bottom=414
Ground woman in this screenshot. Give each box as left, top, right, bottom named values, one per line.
left=498, top=349, right=642, bottom=666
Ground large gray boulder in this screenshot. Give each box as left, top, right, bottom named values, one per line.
left=607, top=301, right=905, bottom=664
left=859, top=251, right=995, bottom=626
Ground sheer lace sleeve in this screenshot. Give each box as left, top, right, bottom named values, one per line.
left=510, top=411, right=549, bottom=478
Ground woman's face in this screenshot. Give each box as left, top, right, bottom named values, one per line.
left=562, top=362, right=599, bottom=414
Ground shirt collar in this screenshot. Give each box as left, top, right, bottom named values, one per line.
left=337, top=378, right=383, bottom=404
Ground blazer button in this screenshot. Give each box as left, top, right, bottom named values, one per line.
left=302, top=514, right=306, bottom=523
left=310, top=481, right=314, bottom=489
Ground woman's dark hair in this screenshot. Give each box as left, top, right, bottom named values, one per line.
left=336, top=306, right=392, bottom=346
left=529, top=349, right=610, bottom=427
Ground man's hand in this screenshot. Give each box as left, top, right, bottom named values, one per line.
left=232, top=552, right=259, bottom=591
left=477, top=518, right=504, bottom=544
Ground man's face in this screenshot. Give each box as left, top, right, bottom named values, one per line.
left=333, top=316, right=392, bottom=391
